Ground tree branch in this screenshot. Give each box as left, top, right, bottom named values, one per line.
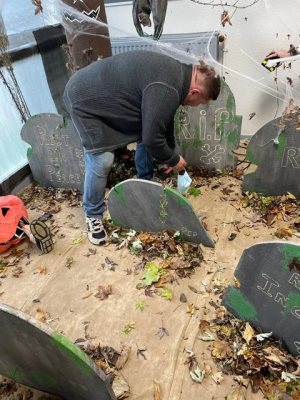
left=190, top=0, right=260, bottom=9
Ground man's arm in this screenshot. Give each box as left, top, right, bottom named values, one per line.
left=141, top=82, right=181, bottom=166
left=165, top=118, right=175, bottom=150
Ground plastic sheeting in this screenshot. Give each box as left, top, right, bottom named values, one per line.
left=0, top=53, right=57, bottom=184
left=0, top=0, right=58, bottom=184
left=1, top=0, right=51, bottom=36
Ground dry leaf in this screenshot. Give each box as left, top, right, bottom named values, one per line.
left=115, top=345, right=131, bottom=370
left=275, top=226, right=294, bottom=239
left=234, top=277, right=241, bottom=289
left=243, top=323, right=255, bottom=345
left=82, top=291, right=93, bottom=299
left=32, top=0, right=43, bottom=15
left=211, top=371, right=224, bottom=384
left=221, top=10, right=232, bottom=27
left=35, top=307, right=50, bottom=323
left=200, top=319, right=210, bottom=332
left=188, top=285, right=200, bottom=294
left=180, top=293, right=187, bottom=303
left=186, top=303, right=195, bottom=314
left=154, top=277, right=169, bottom=288
left=212, top=341, right=233, bottom=360
left=95, top=285, right=112, bottom=300
left=204, top=363, right=212, bottom=376
left=153, top=381, right=161, bottom=400
left=12, top=266, right=23, bottom=277
left=112, top=373, right=130, bottom=399
left=226, top=386, right=247, bottom=400
left=175, top=245, right=184, bottom=255
left=95, top=359, right=107, bottom=370
left=35, top=265, right=47, bottom=274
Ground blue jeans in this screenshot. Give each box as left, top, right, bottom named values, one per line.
left=84, top=140, right=153, bottom=219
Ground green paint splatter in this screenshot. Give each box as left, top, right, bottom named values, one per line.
left=6, top=369, right=24, bottom=380
left=27, top=145, right=33, bottom=159
left=224, top=285, right=258, bottom=322
left=220, top=80, right=227, bottom=90
left=63, top=116, right=71, bottom=128
left=111, top=218, right=121, bottom=226
left=112, top=184, right=127, bottom=207
left=233, top=115, right=243, bottom=125
left=182, top=139, right=189, bottom=153
left=165, top=187, right=193, bottom=210
left=246, top=148, right=259, bottom=165
left=281, top=291, right=300, bottom=316
left=274, top=133, right=287, bottom=159
left=226, top=93, right=234, bottom=113
left=219, top=112, right=227, bottom=143
left=227, top=129, right=238, bottom=145
left=279, top=244, right=300, bottom=268
left=29, top=115, right=39, bottom=120
left=193, top=126, right=203, bottom=149
left=244, top=184, right=265, bottom=194
left=52, top=332, right=92, bottom=375
left=33, top=371, right=57, bottom=387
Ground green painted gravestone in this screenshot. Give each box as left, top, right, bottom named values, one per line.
left=222, top=242, right=300, bottom=356
left=243, top=112, right=300, bottom=196
left=0, top=303, right=116, bottom=399
left=175, top=81, right=242, bottom=169
left=21, top=114, right=85, bottom=192
left=108, top=179, right=214, bottom=247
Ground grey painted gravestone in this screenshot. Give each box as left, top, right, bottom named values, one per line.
left=21, top=113, right=85, bottom=192
left=222, top=241, right=300, bottom=357
left=174, top=80, right=242, bottom=169
left=0, top=302, right=116, bottom=400
left=243, top=112, right=300, bottom=196
left=108, top=179, right=214, bottom=247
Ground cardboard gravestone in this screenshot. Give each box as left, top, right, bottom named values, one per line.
left=243, top=112, right=300, bottom=196
left=0, top=302, right=116, bottom=400
left=175, top=80, right=242, bottom=169
left=21, top=113, right=85, bottom=192
left=108, top=179, right=214, bottom=247
left=222, top=241, right=300, bottom=356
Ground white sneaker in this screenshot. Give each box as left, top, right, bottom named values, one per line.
left=85, top=216, right=107, bottom=245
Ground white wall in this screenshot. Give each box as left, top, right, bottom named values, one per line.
left=106, top=0, right=300, bottom=136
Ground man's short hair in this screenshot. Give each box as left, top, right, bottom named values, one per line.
left=196, top=61, right=221, bottom=101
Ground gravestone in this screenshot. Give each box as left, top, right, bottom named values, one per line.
left=222, top=241, right=300, bottom=356
left=108, top=179, right=214, bottom=247
left=0, top=302, right=116, bottom=399
left=175, top=80, right=242, bottom=170
left=243, top=112, right=300, bottom=196
left=21, top=113, right=85, bottom=192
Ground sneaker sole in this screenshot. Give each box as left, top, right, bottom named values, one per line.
left=87, top=232, right=107, bottom=246
left=30, top=220, right=54, bottom=254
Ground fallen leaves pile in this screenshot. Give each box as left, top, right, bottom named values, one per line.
left=240, top=191, right=300, bottom=239
left=196, top=303, right=300, bottom=399
left=74, top=339, right=130, bottom=399
left=105, top=224, right=204, bottom=299
left=19, top=185, right=82, bottom=212
left=0, top=248, right=30, bottom=281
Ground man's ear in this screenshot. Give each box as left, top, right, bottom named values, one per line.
left=190, top=88, right=200, bottom=96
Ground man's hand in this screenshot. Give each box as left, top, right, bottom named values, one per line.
left=165, top=155, right=187, bottom=173
left=266, top=49, right=290, bottom=59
